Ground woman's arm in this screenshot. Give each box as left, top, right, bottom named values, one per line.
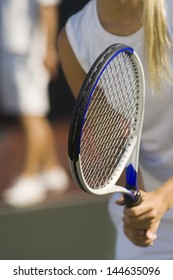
left=123, top=177, right=173, bottom=247
left=58, top=27, right=86, bottom=97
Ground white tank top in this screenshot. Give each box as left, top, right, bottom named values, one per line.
left=66, top=0, right=173, bottom=246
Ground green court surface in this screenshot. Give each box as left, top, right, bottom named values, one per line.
left=0, top=192, right=115, bottom=260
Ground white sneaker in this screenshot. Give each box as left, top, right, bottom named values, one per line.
left=39, top=167, right=69, bottom=192
left=2, top=176, right=47, bottom=208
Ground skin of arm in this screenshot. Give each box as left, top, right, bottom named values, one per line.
left=39, top=4, right=59, bottom=78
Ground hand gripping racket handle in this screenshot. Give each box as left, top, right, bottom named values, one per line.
left=124, top=189, right=142, bottom=208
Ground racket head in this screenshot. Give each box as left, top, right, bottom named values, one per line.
left=68, top=43, right=145, bottom=196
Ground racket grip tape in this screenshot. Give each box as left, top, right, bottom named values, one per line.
left=124, top=190, right=142, bottom=208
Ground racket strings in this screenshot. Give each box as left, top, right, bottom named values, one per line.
left=81, top=94, right=118, bottom=182
left=80, top=52, right=140, bottom=188
left=109, top=55, right=139, bottom=133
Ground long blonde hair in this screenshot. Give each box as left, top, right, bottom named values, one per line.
left=143, top=0, right=173, bottom=90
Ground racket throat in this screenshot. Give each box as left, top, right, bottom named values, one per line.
left=125, top=164, right=137, bottom=191
left=124, top=164, right=141, bottom=207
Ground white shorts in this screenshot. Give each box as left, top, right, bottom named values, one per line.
left=0, top=53, right=50, bottom=116
left=108, top=193, right=173, bottom=260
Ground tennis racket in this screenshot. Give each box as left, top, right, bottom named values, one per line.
left=68, top=43, right=145, bottom=207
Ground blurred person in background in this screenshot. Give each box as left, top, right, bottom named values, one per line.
left=0, top=0, right=69, bottom=208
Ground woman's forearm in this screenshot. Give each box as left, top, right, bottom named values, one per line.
left=155, top=176, right=173, bottom=212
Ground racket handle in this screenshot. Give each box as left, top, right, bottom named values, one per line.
left=124, top=189, right=142, bottom=208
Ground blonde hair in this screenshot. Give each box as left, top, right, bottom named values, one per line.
left=143, top=0, right=173, bottom=90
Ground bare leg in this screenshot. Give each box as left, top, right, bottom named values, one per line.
left=21, top=116, right=59, bottom=175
